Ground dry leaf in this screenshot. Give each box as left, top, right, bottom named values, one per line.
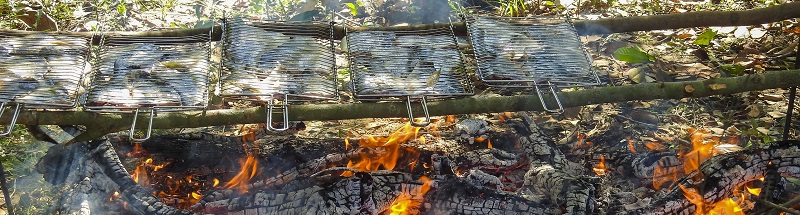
left=767, top=111, right=787, bottom=118
left=17, top=9, right=58, bottom=31
left=627, top=67, right=647, bottom=84
left=674, top=33, right=693, bottom=39
left=749, top=28, right=767, bottom=39
left=708, top=84, right=727, bottom=90
left=747, top=105, right=761, bottom=118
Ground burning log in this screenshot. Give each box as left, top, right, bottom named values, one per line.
left=510, top=113, right=598, bottom=214
left=622, top=140, right=800, bottom=214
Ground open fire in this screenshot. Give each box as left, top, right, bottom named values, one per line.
left=39, top=112, right=799, bottom=215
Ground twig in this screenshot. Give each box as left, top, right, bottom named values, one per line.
left=752, top=195, right=800, bottom=215
left=766, top=194, right=800, bottom=215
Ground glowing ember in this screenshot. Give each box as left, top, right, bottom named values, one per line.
left=388, top=176, right=434, bottom=215
left=475, top=136, right=486, bottom=143
left=487, top=139, right=493, bottom=149
left=446, top=115, right=457, bottom=123
left=645, top=141, right=666, bottom=151
left=593, top=156, right=607, bottom=176
left=627, top=137, right=637, bottom=153
left=191, top=191, right=203, bottom=200
left=497, top=112, right=512, bottom=122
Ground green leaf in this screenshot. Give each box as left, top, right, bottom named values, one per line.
left=117, top=3, right=126, bottom=15
left=194, top=19, right=214, bottom=28
left=694, top=29, right=717, bottom=46
left=720, top=64, right=745, bottom=76
left=344, top=3, right=358, bottom=16
left=612, top=47, right=652, bottom=63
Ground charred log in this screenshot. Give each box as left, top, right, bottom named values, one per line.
left=622, top=141, right=800, bottom=214
left=511, top=113, right=598, bottom=214
left=93, top=140, right=194, bottom=215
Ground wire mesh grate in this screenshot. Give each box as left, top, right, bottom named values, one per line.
left=346, top=24, right=473, bottom=101
left=84, top=32, right=212, bottom=111
left=0, top=33, right=90, bottom=108
left=465, top=16, right=601, bottom=88
left=219, top=18, right=337, bottom=102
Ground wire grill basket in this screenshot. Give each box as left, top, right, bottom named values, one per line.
left=346, top=24, right=472, bottom=126
left=83, top=31, right=213, bottom=140
left=465, top=16, right=601, bottom=112
left=0, top=33, right=90, bottom=136
left=219, top=18, right=337, bottom=101
left=219, top=18, right=337, bottom=131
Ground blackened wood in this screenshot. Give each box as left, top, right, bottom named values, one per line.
left=622, top=141, right=800, bottom=214
left=93, top=140, right=193, bottom=215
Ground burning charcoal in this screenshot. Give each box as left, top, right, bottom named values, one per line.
left=466, top=169, right=504, bottom=190
left=425, top=175, right=560, bottom=214
left=455, top=118, right=488, bottom=144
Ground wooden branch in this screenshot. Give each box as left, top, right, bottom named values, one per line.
left=3, top=1, right=799, bottom=42
left=572, top=1, right=800, bottom=35
left=2, top=69, right=799, bottom=136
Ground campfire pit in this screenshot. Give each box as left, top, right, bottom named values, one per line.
left=32, top=112, right=800, bottom=215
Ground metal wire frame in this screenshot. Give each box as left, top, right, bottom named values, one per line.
left=345, top=21, right=472, bottom=126
left=81, top=30, right=213, bottom=141
left=0, top=33, right=91, bottom=136
left=83, top=33, right=213, bottom=111
left=218, top=18, right=338, bottom=102
left=465, top=16, right=601, bottom=88
left=218, top=18, right=337, bottom=131
left=0, top=33, right=90, bottom=107
left=465, top=15, right=602, bottom=113
left=346, top=25, right=473, bottom=101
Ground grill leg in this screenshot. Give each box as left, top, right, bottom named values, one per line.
left=129, top=108, right=155, bottom=142
left=406, top=96, right=431, bottom=127
left=0, top=103, right=21, bottom=137
left=0, top=160, right=13, bottom=215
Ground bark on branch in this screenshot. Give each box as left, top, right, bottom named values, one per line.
left=2, top=69, right=799, bottom=138
left=2, top=1, right=798, bottom=41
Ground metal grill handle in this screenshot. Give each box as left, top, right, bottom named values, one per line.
left=0, top=103, right=21, bottom=136
left=266, top=94, right=290, bottom=131
left=130, top=108, right=155, bottom=142
left=406, top=96, right=431, bottom=127
left=534, top=82, right=564, bottom=114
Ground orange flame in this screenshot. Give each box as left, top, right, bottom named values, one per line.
left=498, top=112, right=512, bottom=122
left=223, top=154, right=259, bottom=193
left=487, top=139, right=493, bottom=149
left=707, top=198, right=744, bottom=215
left=389, top=176, right=434, bottom=215
left=679, top=184, right=706, bottom=214
left=475, top=136, right=486, bottom=143
left=652, top=163, right=679, bottom=190
left=745, top=184, right=761, bottom=196
left=345, top=138, right=350, bottom=150
left=345, top=123, right=420, bottom=176
left=683, top=128, right=719, bottom=174
left=593, top=156, right=607, bottom=176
